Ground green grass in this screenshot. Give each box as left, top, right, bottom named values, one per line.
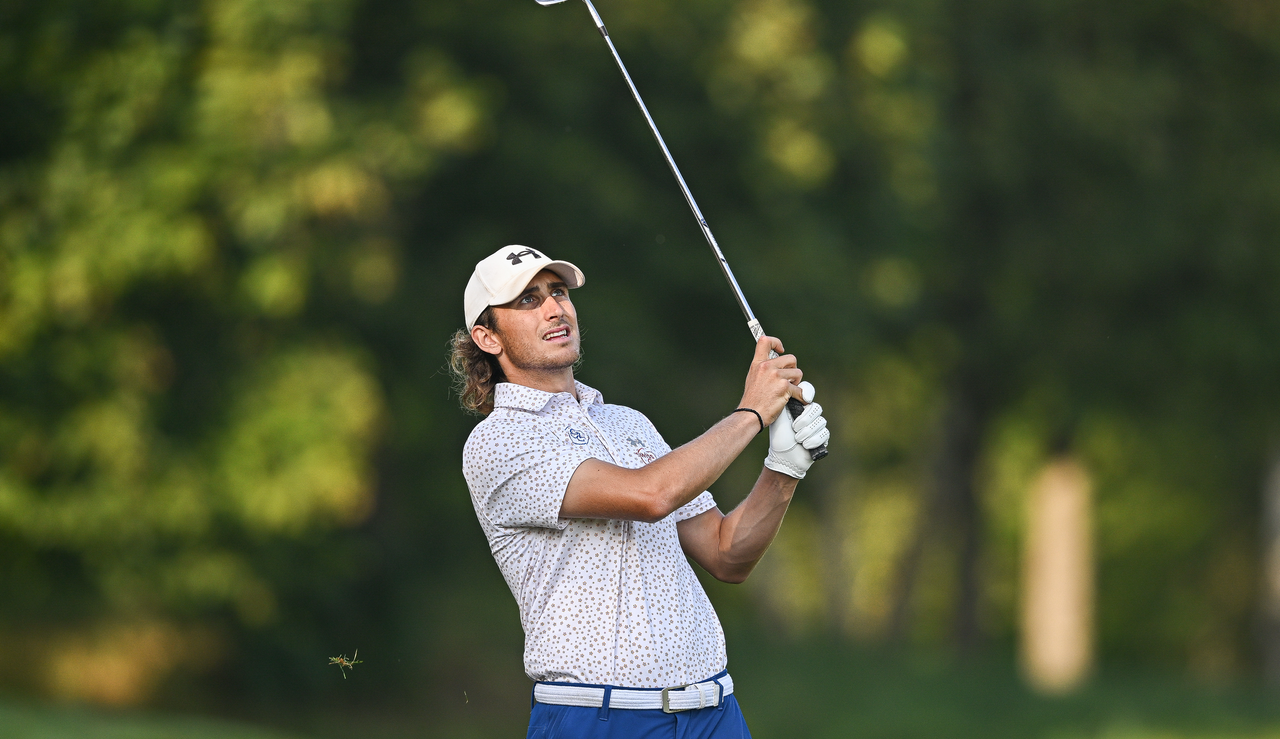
left=0, top=698, right=312, bottom=739
left=7, top=639, right=1280, bottom=739
left=731, top=639, right=1280, bottom=739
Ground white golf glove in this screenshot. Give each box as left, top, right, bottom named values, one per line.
left=764, top=394, right=830, bottom=480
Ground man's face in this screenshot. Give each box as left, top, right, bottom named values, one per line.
left=486, top=269, right=580, bottom=373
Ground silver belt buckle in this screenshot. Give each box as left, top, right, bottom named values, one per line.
left=660, top=683, right=691, bottom=713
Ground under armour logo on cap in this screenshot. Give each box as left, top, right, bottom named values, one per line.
left=507, top=249, right=543, bottom=265
left=464, top=245, right=586, bottom=330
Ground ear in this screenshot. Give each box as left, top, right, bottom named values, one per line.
left=471, top=323, right=503, bottom=357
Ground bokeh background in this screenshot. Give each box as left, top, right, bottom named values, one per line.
left=4, top=0, right=1280, bottom=736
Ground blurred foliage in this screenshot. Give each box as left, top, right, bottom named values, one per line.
left=2, top=0, right=1280, bottom=729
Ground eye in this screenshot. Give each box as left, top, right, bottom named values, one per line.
left=551, top=287, right=566, bottom=297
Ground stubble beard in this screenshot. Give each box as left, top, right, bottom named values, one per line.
left=502, top=321, right=581, bottom=373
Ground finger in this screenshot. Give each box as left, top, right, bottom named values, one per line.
left=793, top=408, right=826, bottom=443
left=755, top=335, right=784, bottom=362
left=799, top=381, right=816, bottom=403
left=766, top=353, right=798, bottom=369
left=776, top=368, right=804, bottom=386
left=794, top=401, right=822, bottom=427
left=800, top=426, right=830, bottom=451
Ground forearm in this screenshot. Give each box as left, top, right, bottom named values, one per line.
left=712, top=468, right=798, bottom=581
left=561, top=410, right=760, bottom=522
left=645, top=411, right=761, bottom=512
left=563, top=334, right=803, bottom=523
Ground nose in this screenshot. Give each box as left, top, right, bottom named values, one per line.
left=542, top=293, right=566, bottom=321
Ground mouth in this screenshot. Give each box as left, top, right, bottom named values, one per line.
left=542, top=326, right=572, bottom=342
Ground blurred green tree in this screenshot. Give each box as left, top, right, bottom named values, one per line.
left=0, top=0, right=490, bottom=704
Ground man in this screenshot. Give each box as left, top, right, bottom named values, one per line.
left=451, top=245, right=829, bottom=738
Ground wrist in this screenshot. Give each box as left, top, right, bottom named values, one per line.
left=764, top=453, right=807, bottom=480
left=760, top=466, right=801, bottom=497
left=731, top=407, right=764, bottom=433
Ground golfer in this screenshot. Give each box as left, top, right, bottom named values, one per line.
left=452, top=245, right=829, bottom=738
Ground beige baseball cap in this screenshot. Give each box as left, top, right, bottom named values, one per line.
left=464, top=246, right=586, bottom=329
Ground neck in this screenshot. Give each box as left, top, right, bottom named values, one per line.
left=501, top=365, right=578, bottom=400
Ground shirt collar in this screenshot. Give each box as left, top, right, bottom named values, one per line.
left=493, top=380, right=602, bottom=413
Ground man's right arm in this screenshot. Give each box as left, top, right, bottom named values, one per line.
left=559, top=335, right=802, bottom=523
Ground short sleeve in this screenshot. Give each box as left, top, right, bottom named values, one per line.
left=463, top=415, right=596, bottom=530
left=673, top=491, right=717, bottom=522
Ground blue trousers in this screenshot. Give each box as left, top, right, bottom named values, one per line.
left=527, top=674, right=752, bottom=739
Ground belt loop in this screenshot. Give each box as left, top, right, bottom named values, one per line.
left=715, top=679, right=725, bottom=711
left=598, top=686, right=612, bottom=721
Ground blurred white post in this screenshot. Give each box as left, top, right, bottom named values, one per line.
left=1261, top=452, right=1280, bottom=686
left=1021, top=457, right=1094, bottom=694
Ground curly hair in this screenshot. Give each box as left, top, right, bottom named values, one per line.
left=448, top=307, right=505, bottom=416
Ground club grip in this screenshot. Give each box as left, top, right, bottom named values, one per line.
left=786, top=398, right=829, bottom=462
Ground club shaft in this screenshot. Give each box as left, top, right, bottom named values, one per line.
left=577, top=0, right=828, bottom=462
left=581, top=0, right=762, bottom=337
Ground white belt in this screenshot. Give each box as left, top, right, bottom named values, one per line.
left=534, top=674, right=734, bottom=713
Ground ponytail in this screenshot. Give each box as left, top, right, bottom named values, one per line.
left=448, top=308, right=504, bottom=415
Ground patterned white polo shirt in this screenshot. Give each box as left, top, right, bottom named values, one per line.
left=462, top=380, right=727, bottom=688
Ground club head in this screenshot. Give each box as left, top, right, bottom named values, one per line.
left=534, top=0, right=569, bottom=4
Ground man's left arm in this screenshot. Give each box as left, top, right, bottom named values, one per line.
left=676, top=469, right=799, bottom=584
left=677, top=401, right=830, bottom=583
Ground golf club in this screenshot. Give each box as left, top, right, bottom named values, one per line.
left=535, top=0, right=828, bottom=461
